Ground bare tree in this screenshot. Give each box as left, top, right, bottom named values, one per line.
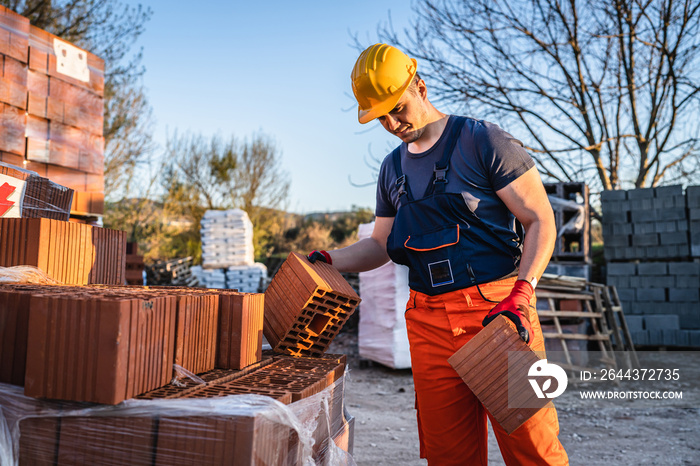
left=2, top=0, right=154, bottom=196
left=374, top=0, right=700, bottom=190
left=162, top=132, right=291, bottom=260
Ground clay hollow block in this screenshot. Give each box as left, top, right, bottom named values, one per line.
left=263, top=252, right=360, bottom=357
left=0, top=218, right=125, bottom=285
left=216, top=291, right=265, bottom=370
left=24, top=291, right=176, bottom=404
left=448, top=315, right=549, bottom=434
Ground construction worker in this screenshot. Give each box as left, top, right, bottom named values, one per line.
left=308, top=43, right=568, bottom=465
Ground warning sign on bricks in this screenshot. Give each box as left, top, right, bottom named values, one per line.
left=0, top=174, right=25, bottom=218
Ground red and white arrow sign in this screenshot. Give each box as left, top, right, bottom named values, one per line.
left=0, top=174, right=26, bottom=218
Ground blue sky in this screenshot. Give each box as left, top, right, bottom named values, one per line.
left=130, top=1, right=416, bottom=213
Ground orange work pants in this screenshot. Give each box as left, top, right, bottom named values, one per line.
left=405, top=276, right=569, bottom=465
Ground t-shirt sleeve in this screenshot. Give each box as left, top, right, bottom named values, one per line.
left=475, top=122, right=535, bottom=191
left=375, top=155, right=398, bottom=217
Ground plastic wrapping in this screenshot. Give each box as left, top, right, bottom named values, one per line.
left=0, top=266, right=62, bottom=285
left=0, top=161, right=74, bottom=220
left=357, top=222, right=412, bottom=369
left=548, top=195, right=585, bottom=236
left=201, top=209, right=255, bottom=269
left=0, top=375, right=355, bottom=466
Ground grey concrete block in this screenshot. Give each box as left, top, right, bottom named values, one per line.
left=689, top=330, right=700, bottom=347
left=644, top=314, right=680, bottom=330
left=628, top=276, right=643, bottom=287
left=630, top=198, right=654, bottom=211
left=678, top=309, right=700, bottom=329
left=607, top=275, right=630, bottom=288
left=604, top=247, right=617, bottom=260
left=689, top=208, right=700, bottom=221
left=628, top=188, right=655, bottom=199
left=615, top=287, right=636, bottom=302
left=631, top=331, right=649, bottom=346
left=669, top=288, right=700, bottom=302
left=676, top=275, right=700, bottom=288
left=669, top=262, right=700, bottom=276
left=648, top=329, right=664, bottom=345
left=605, top=235, right=629, bottom=247
left=658, top=208, right=687, bottom=221
left=676, top=220, right=689, bottom=232
left=625, top=315, right=644, bottom=333
left=634, top=301, right=659, bottom=314
left=607, top=262, right=637, bottom=276
left=601, top=189, right=627, bottom=201
left=638, top=262, right=667, bottom=275
left=631, top=209, right=656, bottom=222
left=660, top=231, right=689, bottom=245
left=677, top=244, right=690, bottom=257
left=654, top=185, right=683, bottom=197
left=641, top=275, right=675, bottom=288
left=686, top=185, right=700, bottom=208
left=636, top=288, right=666, bottom=302
left=612, top=223, right=633, bottom=235
left=633, top=222, right=656, bottom=235
left=654, top=221, right=677, bottom=233
left=632, top=233, right=659, bottom=247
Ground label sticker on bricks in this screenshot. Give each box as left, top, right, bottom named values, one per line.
left=53, top=38, right=90, bottom=82
left=0, top=174, right=25, bottom=218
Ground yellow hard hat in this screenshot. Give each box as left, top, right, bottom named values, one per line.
left=351, top=43, right=417, bottom=124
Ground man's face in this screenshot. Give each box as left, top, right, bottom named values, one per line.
left=377, top=86, right=429, bottom=144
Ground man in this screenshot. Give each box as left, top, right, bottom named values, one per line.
left=309, top=44, right=568, bottom=465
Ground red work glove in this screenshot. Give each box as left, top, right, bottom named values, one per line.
left=307, top=250, right=332, bottom=265
left=482, top=280, right=534, bottom=344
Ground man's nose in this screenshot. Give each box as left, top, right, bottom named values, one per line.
left=384, top=114, right=400, bottom=131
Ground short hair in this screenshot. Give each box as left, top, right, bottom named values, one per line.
left=406, top=72, right=422, bottom=96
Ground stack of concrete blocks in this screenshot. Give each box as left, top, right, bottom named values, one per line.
left=200, top=209, right=255, bottom=269
left=357, top=222, right=412, bottom=369
left=607, top=262, right=700, bottom=347
left=226, top=262, right=268, bottom=293
left=688, top=186, right=700, bottom=257
left=601, top=185, right=690, bottom=261
left=602, top=184, right=700, bottom=347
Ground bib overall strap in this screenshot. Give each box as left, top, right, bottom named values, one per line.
left=392, top=146, right=414, bottom=202
left=427, top=116, right=467, bottom=196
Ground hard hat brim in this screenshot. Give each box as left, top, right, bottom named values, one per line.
left=357, top=58, right=417, bottom=124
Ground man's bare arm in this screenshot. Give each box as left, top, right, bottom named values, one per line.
left=496, top=166, right=556, bottom=285
left=326, top=216, right=394, bottom=273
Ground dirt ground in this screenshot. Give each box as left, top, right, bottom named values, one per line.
left=327, top=331, right=700, bottom=466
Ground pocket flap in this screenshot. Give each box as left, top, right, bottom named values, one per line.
left=404, top=225, right=460, bottom=251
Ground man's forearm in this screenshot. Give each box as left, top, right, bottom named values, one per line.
left=516, top=218, right=556, bottom=286
left=327, top=237, right=391, bottom=273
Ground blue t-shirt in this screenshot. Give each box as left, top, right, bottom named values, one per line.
left=376, top=115, right=534, bottom=245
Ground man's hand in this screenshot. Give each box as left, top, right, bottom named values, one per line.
left=482, top=280, right=534, bottom=344
left=307, top=250, right=332, bottom=265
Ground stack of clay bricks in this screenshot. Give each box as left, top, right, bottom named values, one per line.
left=448, top=315, right=547, bottom=434
left=0, top=217, right=126, bottom=285
left=0, top=284, right=265, bottom=401
left=0, top=6, right=105, bottom=219
left=0, top=162, right=73, bottom=220
left=264, top=252, right=361, bottom=357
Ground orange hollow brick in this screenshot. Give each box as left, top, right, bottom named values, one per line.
left=263, top=252, right=360, bottom=357
left=447, top=315, right=550, bottom=434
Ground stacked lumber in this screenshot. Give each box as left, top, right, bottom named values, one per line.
left=0, top=217, right=125, bottom=285
left=263, top=252, right=361, bottom=356
left=0, top=6, right=105, bottom=217
left=146, top=257, right=198, bottom=286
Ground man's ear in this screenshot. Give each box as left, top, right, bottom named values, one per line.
left=417, top=79, right=428, bottom=100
